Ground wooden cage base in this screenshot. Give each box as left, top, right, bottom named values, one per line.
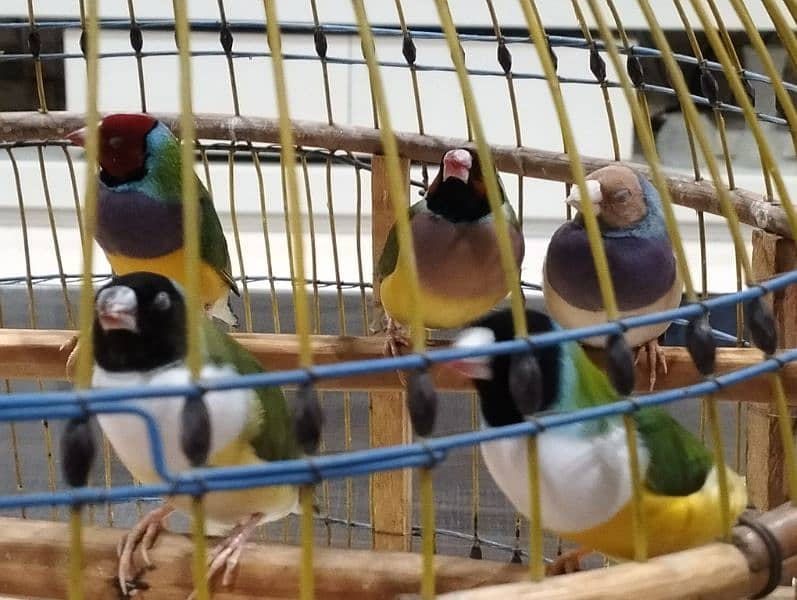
left=1, top=329, right=796, bottom=402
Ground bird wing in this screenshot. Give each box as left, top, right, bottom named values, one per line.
left=202, top=319, right=300, bottom=462
left=198, top=178, right=240, bottom=296
left=504, top=199, right=522, bottom=230
left=568, top=347, right=715, bottom=496
left=375, top=201, right=424, bottom=281
left=633, top=407, right=714, bottom=496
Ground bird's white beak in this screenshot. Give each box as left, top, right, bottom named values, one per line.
left=565, top=179, right=603, bottom=215
left=442, top=148, right=473, bottom=184
left=96, top=285, right=138, bottom=332
left=65, top=126, right=87, bottom=148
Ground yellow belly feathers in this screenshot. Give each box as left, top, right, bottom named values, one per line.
left=380, top=263, right=509, bottom=330
left=106, top=248, right=229, bottom=311
left=130, top=434, right=297, bottom=525
left=559, top=466, right=747, bottom=560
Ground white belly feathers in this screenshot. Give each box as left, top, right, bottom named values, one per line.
left=93, top=363, right=253, bottom=482
left=480, top=423, right=650, bottom=533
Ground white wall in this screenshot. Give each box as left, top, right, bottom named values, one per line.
left=3, top=1, right=782, bottom=30
left=0, top=2, right=787, bottom=293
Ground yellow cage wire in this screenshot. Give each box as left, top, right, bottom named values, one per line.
left=2, top=0, right=797, bottom=599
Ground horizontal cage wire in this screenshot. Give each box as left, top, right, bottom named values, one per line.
left=0, top=1, right=797, bottom=599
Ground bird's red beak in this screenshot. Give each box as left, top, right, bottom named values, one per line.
left=65, top=126, right=87, bottom=148
left=442, top=149, right=472, bottom=183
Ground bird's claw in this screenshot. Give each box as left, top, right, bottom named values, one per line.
left=635, top=340, right=668, bottom=391
left=383, top=318, right=410, bottom=355
left=545, top=547, right=591, bottom=576
left=116, top=505, right=175, bottom=597
left=383, top=333, right=410, bottom=359
left=383, top=318, right=410, bottom=387
left=59, top=334, right=78, bottom=355
left=186, top=513, right=263, bottom=600
left=368, top=304, right=388, bottom=336
left=60, top=334, right=80, bottom=382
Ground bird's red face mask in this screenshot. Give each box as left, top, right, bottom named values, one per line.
left=66, top=113, right=157, bottom=180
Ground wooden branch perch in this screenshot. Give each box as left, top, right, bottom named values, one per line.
left=437, top=503, right=797, bottom=600
left=0, top=329, right=795, bottom=403
left=0, top=517, right=526, bottom=599
left=1, top=504, right=794, bottom=600
left=0, top=111, right=788, bottom=238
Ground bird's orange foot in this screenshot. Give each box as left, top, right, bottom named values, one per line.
left=116, top=505, right=175, bottom=596
left=634, top=339, right=668, bottom=391
left=545, top=547, right=592, bottom=576
left=60, top=334, right=80, bottom=382
left=186, top=513, right=264, bottom=600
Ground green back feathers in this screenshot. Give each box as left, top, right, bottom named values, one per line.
left=148, top=126, right=238, bottom=295
left=148, top=134, right=183, bottom=202
left=201, top=320, right=299, bottom=462
left=565, top=343, right=714, bottom=496
left=198, top=181, right=239, bottom=295
left=566, top=344, right=620, bottom=410
left=556, top=344, right=620, bottom=436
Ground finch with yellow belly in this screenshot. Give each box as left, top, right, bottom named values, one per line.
left=90, top=272, right=299, bottom=596
left=67, top=113, right=239, bottom=325
left=449, top=308, right=747, bottom=573
left=376, top=147, right=524, bottom=354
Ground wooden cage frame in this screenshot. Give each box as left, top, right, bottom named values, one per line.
left=1, top=111, right=797, bottom=598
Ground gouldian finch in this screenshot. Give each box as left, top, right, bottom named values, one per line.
left=450, top=308, right=747, bottom=573
left=376, top=148, right=525, bottom=354
left=91, top=272, right=299, bottom=596
left=543, top=165, right=683, bottom=390
left=67, top=113, right=239, bottom=326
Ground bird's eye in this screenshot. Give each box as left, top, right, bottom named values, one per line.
left=614, top=189, right=631, bottom=203
left=152, top=291, right=171, bottom=311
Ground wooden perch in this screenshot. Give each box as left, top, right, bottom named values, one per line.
left=0, top=111, right=789, bottom=238
left=0, top=517, right=526, bottom=599
left=437, top=503, right=797, bottom=600
left=0, top=328, right=794, bottom=403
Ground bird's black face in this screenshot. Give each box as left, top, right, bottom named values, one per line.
left=451, top=309, right=562, bottom=428
left=93, top=272, right=186, bottom=372
left=425, top=148, right=501, bottom=223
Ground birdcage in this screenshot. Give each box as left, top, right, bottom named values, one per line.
left=1, top=1, right=797, bottom=599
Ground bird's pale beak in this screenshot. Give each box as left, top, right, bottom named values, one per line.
left=96, top=286, right=138, bottom=332
left=448, top=326, right=495, bottom=380
left=565, top=179, right=603, bottom=215
left=445, top=357, right=493, bottom=380
left=65, top=126, right=87, bottom=148
left=442, top=148, right=473, bottom=183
